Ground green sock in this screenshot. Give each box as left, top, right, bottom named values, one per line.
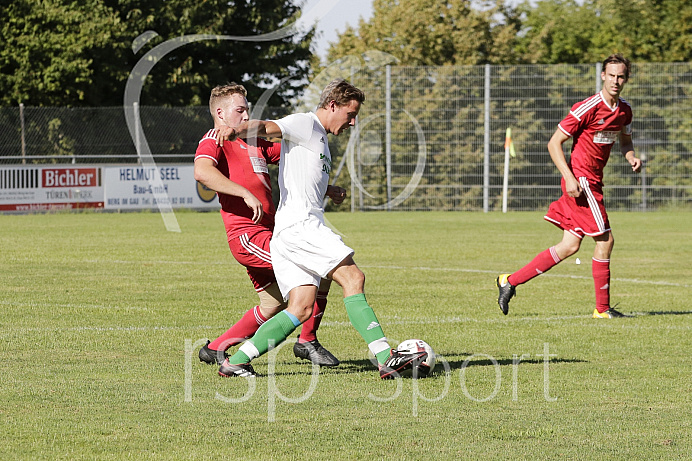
left=228, top=311, right=300, bottom=364
left=344, top=293, right=391, bottom=365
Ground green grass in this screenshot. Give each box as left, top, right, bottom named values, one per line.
left=0, top=210, right=690, bottom=460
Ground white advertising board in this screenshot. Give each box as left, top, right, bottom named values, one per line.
left=103, top=165, right=219, bottom=210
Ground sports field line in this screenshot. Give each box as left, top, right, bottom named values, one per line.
left=361, top=264, right=692, bottom=289
left=82, top=259, right=692, bottom=289
left=2, top=297, right=689, bottom=333
left=5, top=319, right=690, bottom=333
left=0, top=299, right=150, bottom=311
left=83, top=259, right=226, bottom=265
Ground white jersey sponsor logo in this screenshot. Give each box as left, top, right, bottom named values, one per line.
left=250, top=156, right=268, bottom=174
left=593, top=130, right=619, bottom=144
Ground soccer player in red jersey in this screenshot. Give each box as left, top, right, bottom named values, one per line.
left=496, top=54, right=642, bottom=318
left=194, top=83, right=341, bottom=367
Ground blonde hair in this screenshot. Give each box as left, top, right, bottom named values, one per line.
left=209, top=83, right=247, bottom=115
left=318, top=79, right=365, bottom=109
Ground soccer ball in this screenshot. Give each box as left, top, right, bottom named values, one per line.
left=396, top=339, right=436, bottom=378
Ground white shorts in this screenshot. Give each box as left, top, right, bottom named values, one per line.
left=270, top=218, right=354, bottom=300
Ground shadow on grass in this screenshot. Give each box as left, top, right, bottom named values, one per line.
left=426, top=357, right=588, bottom=379
left=643, top=310, right=692, bottom=316
left=232, top=354, right=589, bottom=378
left=274, top=356, right=590, bottom=379
left=440, top=357, right=587, bottom=369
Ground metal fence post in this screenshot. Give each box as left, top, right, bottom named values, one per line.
left=483, top=64, right=491, bottom=213
left=133, top=102, right=142, bottom=165
left=19, top=103, right=26, bottom=165
left=596, top=62, right=602, bottom=93
left=641, top=152, right=647, bottom=210
left=385, top=65, right=392, bottom=211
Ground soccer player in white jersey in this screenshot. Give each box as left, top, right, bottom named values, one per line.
left=214, top=79, right=426, bottom=378
left=194, top=83, right=340, bottom=368
left=496, top=54, right=642, bottom=318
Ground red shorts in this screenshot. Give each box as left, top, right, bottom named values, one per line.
left=228, top=227, right=276, bottom=292
left=544, top=177, right=610, bottom=238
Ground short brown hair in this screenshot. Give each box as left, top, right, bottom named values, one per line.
left=209, top=83, right=247, bottom=115
left=317, top=79, right=365, bottom=109
left=602, top=54, right=631, bottom=80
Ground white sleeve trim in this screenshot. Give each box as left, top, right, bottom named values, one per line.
left=194, top=154, right=218, bottom=164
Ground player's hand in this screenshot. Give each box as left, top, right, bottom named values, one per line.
left=326, top=185, right=347, bottom=205
left=215, top=126, right=237, bottom=146
left=243, top=193, right=264, bottom=224
left=629, top=156, right=642, bottom=173
left=565, top=177, right=582, bottom=198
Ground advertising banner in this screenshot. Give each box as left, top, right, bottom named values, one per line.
left=0, top=164, right=219, bottom=213
left=103, top=165, right=218, bottom=210
left=0, top=166, right=104, bottom=211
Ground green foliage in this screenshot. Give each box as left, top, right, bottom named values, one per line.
left=326, top=0, right=692, bottom=67
left=322, top=1, right=692, bottom=212
left=115, top=0, right=314, bottom=107
left=0, top=0, right=314, bottom=107
left=0, top=0, right=125, bottom=106
left=325, top=0, right=520, bottom=66
left=516, top=0, right=692, bottom=64
left=0, top=211, right=690, bottom=458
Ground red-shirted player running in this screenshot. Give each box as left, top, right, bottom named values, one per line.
left=496, top=54, right=642, bottom=318
left=194, top=83, right=341, bottom=367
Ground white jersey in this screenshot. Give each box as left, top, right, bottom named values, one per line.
left=272, top=112, right=332, bottom=235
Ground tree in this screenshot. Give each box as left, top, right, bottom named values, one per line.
left=516, top=0, right=692, bottom=64
left=114, top=0, right=314, bottom=107
left=0, top=0, right=126, bottom=106
left=0, top=0, right=315, bottom=107
left=325, top=0, right=520, bottom=66
left=325, top=0, right=692, bottom=68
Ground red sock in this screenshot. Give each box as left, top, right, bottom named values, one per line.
left=298, top=291, right=328, bottom=343
left=209, top=306, right=267, bottom=351
left=592, top=258, right=610, bottom=313
left=508, top=247, right=562, bottom=286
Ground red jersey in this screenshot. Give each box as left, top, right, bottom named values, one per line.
left=194, top=130, right=281, bottom=239
left=557, top=92, right=633, bottom=182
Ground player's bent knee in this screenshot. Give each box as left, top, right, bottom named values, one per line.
left=332, top=264, right=365, bottom=290
left=285, top=285, right=318, bottom=323
left=287, top=303, right=314, bottom=323
left=258, top=284, right=287, bottom=317
left=348, top=268, right=365, bottom=287
left=566, top=243, right=580, bottom=256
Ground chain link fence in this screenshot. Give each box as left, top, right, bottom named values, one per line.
left=344, top=62, right=692, bottom=211
left=0, top=106, right=211, bottom=164
left=1, top=63, right=690, bottom=211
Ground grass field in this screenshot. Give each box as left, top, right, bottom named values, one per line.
left=1, top=210, right=690, bottom=460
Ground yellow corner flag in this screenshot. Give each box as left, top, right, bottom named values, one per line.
left=504, top=127, right=516, bottom=158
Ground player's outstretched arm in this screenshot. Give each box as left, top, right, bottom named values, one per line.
left=548, top=129, right=581, bottom=197
left=620, top=134, right=641, bottom=173
left=216, top=120, right=282, bottom=146
left=194, top=157, right=264, bottom=223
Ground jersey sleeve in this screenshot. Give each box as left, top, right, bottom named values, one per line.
left=263, top=140, right=281, bottom=165
left=557, top=101, right=584, bottom=138
left=273, top=113, right=313, bottom=145
left=194, top=129, right=221, bottom=164
left=254, top=137, right=281, bottom=164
